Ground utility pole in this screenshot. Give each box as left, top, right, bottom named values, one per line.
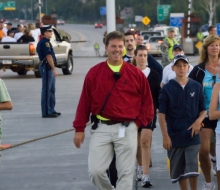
left=186, top=0, right=192, bottom=42
left=31, top=0, right=33, bottom=21
left=106, top=0, right=116, bottom=33
left=158, top=0, right=160, bottom=24
left=46, top=0, right=48, bottom=15
left=39, top=0, right=42, bottom=22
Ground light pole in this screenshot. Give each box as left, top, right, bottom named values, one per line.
left=46, top=0, right=48, bottom=15
left=39, top=0, right=42, bottom=22
left=158, top=0, right=160, bottom=24
left=106, top=0, right=116, bottom=33
left=31, top=0, right=33, bottom=21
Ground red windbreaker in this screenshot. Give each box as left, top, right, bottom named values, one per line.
left=73, top=61, right=154, bottom=132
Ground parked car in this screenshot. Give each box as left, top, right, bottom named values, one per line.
left=0, top=26, right=73, bottom=78
left=145, top=36, right=165, bottom=56
left=57, top=19, right=65, bottom=25
left=95, top=23, right=103, bottom=28
left=140, top=31, right=163, bottom=44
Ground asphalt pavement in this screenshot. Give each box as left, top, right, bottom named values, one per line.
left=0, top=57, right=217, bottom=190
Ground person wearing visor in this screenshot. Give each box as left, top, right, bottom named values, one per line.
left=159, top=54, right=206, bottom=190
left=37, top=25, right=60, bottom=118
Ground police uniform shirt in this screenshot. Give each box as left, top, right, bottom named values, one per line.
left=37, top=37, right=56, bottom=62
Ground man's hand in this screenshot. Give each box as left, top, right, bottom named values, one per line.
left=53, top=69, right=58, bottom=77
left=0, top=144, right=12, bottom=149
left=188, top=120, right=201, bottom=137
left=163, top=135, right=172, bottom=150
left=73, top=132, right=85, bottom=148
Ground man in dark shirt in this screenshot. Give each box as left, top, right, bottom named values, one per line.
left=37, top=25, right=60, bottom=118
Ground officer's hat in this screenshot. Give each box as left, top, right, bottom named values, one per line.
left=167, top=27, right=175, bottom=32
left=40, top=25, right=53, bottom=35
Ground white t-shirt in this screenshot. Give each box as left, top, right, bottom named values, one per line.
left=14, top=32, right=23, bottom=41
left=35, top=28, right=41, bottom=36
left=142, top=67, right=151, bottom=78
left=2, top=28, right=7, bottom=36
left=162, top=62, right=194, bottom=85
left=31, top=30, right=38, bottom=42
left=1, top=36, right=17, bottom=42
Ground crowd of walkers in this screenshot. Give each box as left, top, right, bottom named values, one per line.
left=0, top=21, right=43, bottom=43
left=73, top=26, right=220, bottom=190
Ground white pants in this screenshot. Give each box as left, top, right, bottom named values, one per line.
left=88, top=122, right=137, bottom=190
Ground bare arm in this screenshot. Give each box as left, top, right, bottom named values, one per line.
left=209, top=83, right=220, bottom=120
left=0, top=101, right=13, bottom=110
left=46, top=54, right=58, bottom=77
left=158, top=113, right=172, bottom=150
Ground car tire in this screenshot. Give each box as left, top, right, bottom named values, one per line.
left=34, top=64, right=42, bottom=78
left=62, top=54, right=73, bottom=75
left=17, top=69, right=27, bottom=75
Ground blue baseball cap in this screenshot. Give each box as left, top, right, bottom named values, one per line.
left=173, top=54, right=189, bottom=65
left=173, top=44, right=184, bottom=51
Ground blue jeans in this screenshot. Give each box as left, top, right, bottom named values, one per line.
left=39, top=63, right=56, bottom=116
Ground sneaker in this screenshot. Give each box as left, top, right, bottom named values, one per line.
left=202, top=181, right=215, bottom=190
left=142, top=175, right=152, bottom=187
left=136, top=166, right=143, bottom=181
left=211, top=158, right=217, bottom=176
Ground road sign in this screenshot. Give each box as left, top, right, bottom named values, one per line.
left=4, top=1, right=16, bottom=10
left=170, top=13, right=184, bottom=27
left=157, top=5, right=171, bottom=21
left=100, top=7, right=106, bottom=16
left=0, top=2, right=4, bottom=10
left=170, top=17, right=183, bottom=27
left=216, top=23, right=220, bottom=36
left=195, top=41, right=203, bottom=50
left=142, top=16, right=151, bottom=25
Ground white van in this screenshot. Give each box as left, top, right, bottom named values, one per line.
left=153, top=26, right=181, bottom=42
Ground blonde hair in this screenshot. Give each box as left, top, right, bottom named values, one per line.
left=199, top=35, right=220, bottom=63
left=24, top=28, right=31, bottom=35
left=27, top=23, right=35, bottom=30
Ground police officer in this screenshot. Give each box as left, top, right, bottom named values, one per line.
left=37, top=25, right=60, bottom=118
left=161, top=28, right=178, bottom=67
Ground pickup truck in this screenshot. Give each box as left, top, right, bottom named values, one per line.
left=0, top=26, right=73, bottom=78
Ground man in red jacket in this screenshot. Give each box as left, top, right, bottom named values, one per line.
left=73, top=31, right=154, bottom=190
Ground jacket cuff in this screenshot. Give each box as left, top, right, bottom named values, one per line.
left=74, top=127, right=85, bottom=132
left=134, top=120, right=141, bottom=128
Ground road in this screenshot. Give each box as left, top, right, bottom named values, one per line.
left=0, top=24, right=217, bottom=190
left=56, top=24, right=107, bottom=57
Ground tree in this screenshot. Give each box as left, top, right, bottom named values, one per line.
left=200, top=0, right=220, bottom=25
